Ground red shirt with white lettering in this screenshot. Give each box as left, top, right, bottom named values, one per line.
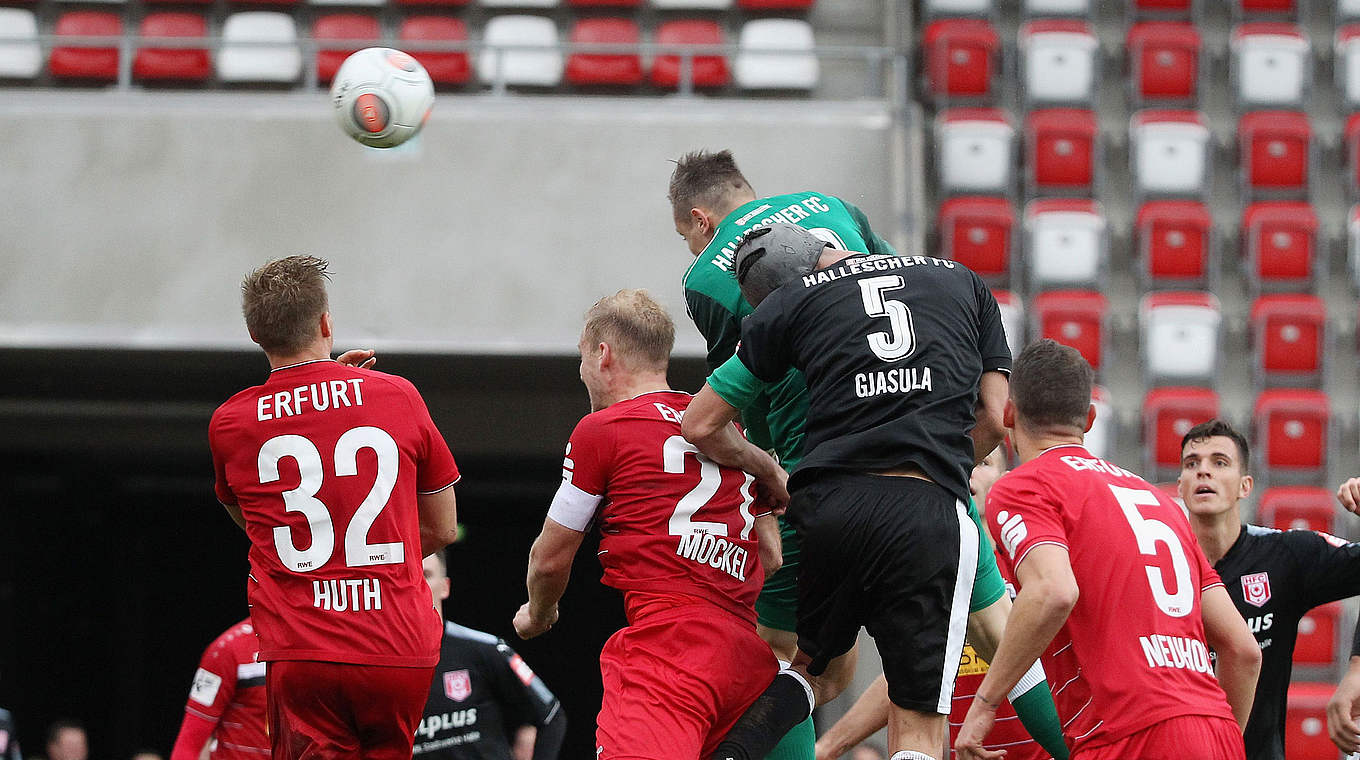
left=552, top=391, right=765, bottom=624
left=209, top=359, right=460, bottom=667
left=985, top=444, right=1234, bottom=754
left=184, top=619, right=269, bottom=760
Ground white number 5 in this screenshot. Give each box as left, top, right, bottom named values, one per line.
left=858, top=275, right=916, bottom=362
left=1110, top=485, right=1194, bottom=618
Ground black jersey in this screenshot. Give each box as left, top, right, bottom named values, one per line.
left=0, top=708, right=20, bottom=760
left=735, top=253, right=1010, bottom=504
left=1214, top=524, right=1360, bottom=760
left=413, top=622, right=564, bottom=760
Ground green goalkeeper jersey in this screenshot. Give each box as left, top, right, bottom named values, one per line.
left=681, top=191, right=896, bottom=467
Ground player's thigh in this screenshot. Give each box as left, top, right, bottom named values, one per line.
left=1074, top=716, right=1245, bottom=760
left=267, top=661, right=361, bottom=760
left=343, top=664, right=434, bottom=760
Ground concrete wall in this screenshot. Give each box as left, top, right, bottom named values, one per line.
left=0, top=92, right=898, bottom=356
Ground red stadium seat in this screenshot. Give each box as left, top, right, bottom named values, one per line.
left=1295, top=602, right=1342, bottom=667
left=1286, top=683, right=1336, bottom=758
left=1251, top=294, right=1326, bottom=386
left=1242, top=201, right=1318, bottom=292
left=737, top=0, right=815, bottom=7
left=392, top=0, right=467, bottom=11
left=923, top=19, right=1000, bottom=101
left=1143, top=387, right=1219, bottom=476
left=1254, top=389, right=1330, bottom=483
left=1031, top=290, right=1108, bottom=372
left=938, top=196, right=1013, bottom=283
left=1127, top=22, right=1201, bottom=103
left=568, top=0, right=638, bottom=5
left=1235, top=0, right=1296, bottom=16
left=1239, top=111, right=1311, bottom=197
left=314, top=14, right=379, bottom=84
left=565, top=18, right=642, bottom=86
left=1026, top=109, right=1098, bottom=194
left=1132, top=0, right=1195, bottom=14
left=1346, top=114, right=1360, bottom=200
left=993, top=289, right=1023, bottom=360
left=50, top=11, right=122, bottom=81
left=1136, top=201, right=1214, bottom=287
left=651, top=19, right=729, bottom=89
left=400, top=17, right=470, bottom=86
left=1258, top=486, right=1337, bottom=533
left=133, top=13, right=210, bottom=83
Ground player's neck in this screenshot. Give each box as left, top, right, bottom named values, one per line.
left=600, top=374, right=672, bottom=408
left=1188, top=507, right=1242, bottom=565
left=1013, top=427, right=1083, bottom=464
left=265, top=343, right=333, bottom=370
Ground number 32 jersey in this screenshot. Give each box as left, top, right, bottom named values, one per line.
left=986, top=444, right=1235, bottom=754
left=210, top=359, right=460, bottom=667
left=548, top=391, right=766, bottom=625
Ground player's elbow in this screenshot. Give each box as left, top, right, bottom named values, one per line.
left=680, top=409, right=724, bottom=450
left=972, top=406, right=1006, bottom=454
left=1038, top=576, right=1079, bottom=618
left=1222, top=634, right=1263, bottom=678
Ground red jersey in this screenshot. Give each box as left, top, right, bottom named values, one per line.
left=209, top=360, right=460, bottom=667
left=184, top=619, right=268, bottom=760
left=985, top=444, right=1234, bottom=754
left=547, top=391, right=765, bottom=624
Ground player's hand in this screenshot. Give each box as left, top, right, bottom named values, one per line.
left=1328, top=659, right=1360, bottom=753
left=336, top=348, right=377, bottom=369
left=758, top=466, right=791, bottom=516
left=955, top=698, right=1006, bottom=760
left=513, top=602, right=557, bottom=640
left=1337, top=478, right=1360, bottom=515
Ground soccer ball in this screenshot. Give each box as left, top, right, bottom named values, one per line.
left=330, top=47, right=434, bottom=149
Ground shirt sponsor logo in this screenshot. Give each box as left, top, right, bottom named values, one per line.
left=1241, top=571, right=1271, bottom=607
left=189, top=667, right=223, bottom=707
left=415, top=709, right=478, bottom=740
left=443, top=669, right=471, bottom=702
left=995, top=511, right=1027, bottom=560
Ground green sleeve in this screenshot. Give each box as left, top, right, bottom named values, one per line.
left=843, top=199, right=898, bottom=257
left=708, top=353, right=769, bottom=413
left=685, top=288, right=743, bottom=373
left=967, top=498, right=1006, bottom=613
left=1010, top=679, right=1070, bottom=760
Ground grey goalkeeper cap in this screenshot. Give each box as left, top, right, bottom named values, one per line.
left=733, top=223, right=829, bottom=307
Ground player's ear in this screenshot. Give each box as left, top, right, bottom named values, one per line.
left=598, top=342, right=613, bottom=368
left=1083, top=403, right=1096, bottom=434
left=319, top=311, right=334, bottom=339
left=690, top=207, right=709, bottom=232
left=1002, top=398, right=1016, bottom=430
left=1238, top=473, right=1254, bottom=500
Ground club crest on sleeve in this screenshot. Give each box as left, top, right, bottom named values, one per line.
left=443, top=669, right=472, bottom=702
left=1241, top=571, right=1271, bottom=607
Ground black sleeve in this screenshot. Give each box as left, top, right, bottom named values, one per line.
left=487, top=641, right=563, bottom=736
left=1283, top=529, right=1360, bottom=612
left=685, top=288, right=743, bottom=373
left=973, top=272, right=1011, bottom=375
left=735, top=296, right=795, bottom=384
left=530, top=709, right=566, bottom=760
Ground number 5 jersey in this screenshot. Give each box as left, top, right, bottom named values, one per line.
left=209, top=359, right=460, bottom=667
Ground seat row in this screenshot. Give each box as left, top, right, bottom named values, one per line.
left=924, top=0, right=1343, bottom=21
left=924, top=19, right=1351, bottom=111
left=0, top=10, right=818, bottom=89
left=0, top=0, right=815, bottom=7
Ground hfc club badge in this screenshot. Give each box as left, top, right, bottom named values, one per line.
left=443, top=670, right=471, bottom=702
left=1242, top=572, right=1271, bottom=607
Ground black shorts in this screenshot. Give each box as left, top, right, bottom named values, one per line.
left=788, top=472, right=977, bottom=715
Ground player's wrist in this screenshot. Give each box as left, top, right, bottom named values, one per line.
left=974, top=691, right=1002, bottom=710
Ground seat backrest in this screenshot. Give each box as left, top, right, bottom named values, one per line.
left=1232, top=23, right=1309, bottom=107
left=734, top=18, right=817, bottom=90
left=1031, top=289, right=1108, bottom=370
left=400, top=16, right=469, bottom=84
left=218, top=11, right=302, bottom=83
left=0, top=8, right=42, bottom=79
left=51, top=10, right=123, bottom=80
left=992, top=289, right=1022, bottom=360
left=651, top=19, right=728, bottom=88
left=1140, top=291, right=1222, bottom=384
left=1131, top=110, right=1210, bottom=197
left=1025, top=199, right=1106, bottom=291
left=478, top=14, right=563, bottom=87
left=1143, top=386, right=1219, bottom=472
left=935, top=108, right=1014, bottom=195
left=1021, top=20, right=1098, bottom=104
left=1137, top=200, right=1213, bottom=286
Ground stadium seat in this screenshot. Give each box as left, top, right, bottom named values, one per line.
left=1130, top=110, right=1210, bottom=199
left=1140, top=291, right=1222, bottom=386
left=1254, top=389, right=1330, bottom=483
left=1286, top=683, right=1337, bottom=759
left=1241, top=201, right=1318, bottom=293
left=400, top=17, right=470, bottom=85
left=1351, top=204, right=1360, bottom=291
left=1251, top=294, right=1326, bottom=387
left=1025, top=109, right=1099, bottom=195
left=935, top=108, right=1015, bottom=196
left=314, top=14, right=379, bottom=83
left=1087, top=385, right=1114, bottom=460
left=312, top=0, right=382, bottom=10
left=650, top=19, right=729, bottom=89
left=1024, top=199, right=1106, bottom=292
left=1127, top=22, right=1201, bottom=104
left=1337, top=25, right=1360, bottom=109
left=1023, top=0, right=1091, bottom=16
left=0, top=9, right=42, bottom=80
left=1136, top=201, right=1215, bottom=288
left=1295, top=602, right=1342, bottom=666
left=569, top=0, right=639, bottom=5
left=651, top=0, right=732, bottom=7
left=1143, top=387, right=1220, bottom=477
left=1347, top=116, right=1360, bottom=201
left=1020, top=20, right=1099, bottom=106
left=134, top=13, right=210, bottom=83
left=922, top=19, right=1000, bottom=101
left=734, top=19, right=818, bottom=90
left=938, top=196, right=1013, bottom=283
left=393, top=0, right=469, bottom=10
left=565, top=18, right=642, bottom=87
left=1344, top=0, right=1360, bottom=23
left=482, top=0, right=558, bottom=7
left=1258, top=486, right=1337, bottom=533
left=1131, top=0, right=1196, bottom=15
left=1232, top=24, right=1309, bottom=108
left=50, top=11, right=121, bottom=81
left=478, top=15, right=563, bottom=88
left=1031, top=290, right=1108, bottom=373
left=736, top=0, right=815, bottom=7
left=993, top=289, right=1023, bottom=363
left=217, top=12, right=302, bottom=83
left=1233, top=0, right=1297, bottom=17
left=1239, top=111, right=1311, bottom=197
left=923, top=0, right=993, bottom=18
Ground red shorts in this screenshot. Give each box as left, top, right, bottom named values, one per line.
left=1075, top=715, right=1245, bottom=760
left=266, top=661, right=433, bottom=760
left=596, top=603, right=778, bottom=760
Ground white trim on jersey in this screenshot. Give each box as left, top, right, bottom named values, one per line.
left=236, top=661, right=266, bottom=681
left=417, top=475, right=461, bottom=495
left=937, top=499, right=979, bottom=714
left=1007, top=658, right=1047, bottom=702
left=547, top=480, right=604, bottom=532
left=269, top=358, right=337, bottom=373
left=1014, top=540, right=1070, bottom=571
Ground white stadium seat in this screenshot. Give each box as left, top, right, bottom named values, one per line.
left=478, top=15, right=563, bottom=88
left=1130, top=110, right=1211, bottom=199
left=1023, top=0, right=1091, bottom=16
left=1336, top=26, right=1360, bottom=110
left=1141, top=291, right=1222, bottom=386
left=1021, top=20, right=1099, bottom=105
left=1025, top=199, right=1107, bottom=292
left=1232, top=23, right=1309, bottom=108
left=924, top=0, right=992, bottom=17
left=993, top=289, right=1023, bottom=361
left=1343, top=0, right=1360, bottom=22
left=1086, top=385, right=1114, bottom=460
left=935, top=108, right=1015, bottom=195
left=217, top=12, right=302, bottom=83
left=1350, top=204, right=1360, bottom=291
left=0, top=8, right=42, bottom=79
left=734, top=19, right=818, bottom=90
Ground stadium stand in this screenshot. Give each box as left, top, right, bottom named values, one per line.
left=565, top=17, right=643, bottom=87
left=922, top=0, right=991, bottom=19
left=478, top=15, right=564, bottom=88
left=993, top=288, right=1023, bottom=361
left=1284, top=683, right=1337, bottom=759
left=1231, top=23, right=1310, bottom=109
left=1142, top=386, right=1220, bottom=480
left=1295, top=602, right=1343, bottom=667
left=1336, top=25, right=1360, bottom=110
left=217, top=12, right=302, bottom=83
left=1024, top=198, right=1106, bottom=292
left=733, top=18, right=818, bottom=90
left=1135, top=200, right=1215, bottom=289
left=1253, top=389, right=1331, bottom=486
left=1139, top=290, right=1222, bottom=387
left=1025, top=108, right=1099, bottom=195
left=922, top=19, right=1000, bottom=101
left=1239, top=110, right=1312, bottom=198
left=1126, top=21, right=1201, bottom=104
left=1086, top=384, right=1114, bottom=459
left=938, top=196, right=1013, bottom=284
left=1241, top=201, right=1319, bottom=294
left=1257, top=486, right=1339, bottom=533
left=1031, top=289, right=1108, bottom=373
left=314, top=14, right=380, bottom=83
left=1019, top=19, right=1098, bottom=106
left=134, top=13, right=212, bottom=83
left=50, top=11, right=121, bottom=81
left=1250, top=293, right=1327, bottom=387
left=0, top=8, right=42, bottom=80
left=400, top=16, right=471, bottom=85
left=936, top=108, right=1015, bottom=195
left=1129, top=110, right=1211, bottom=200
left=649, top=19, right=729, bottom=89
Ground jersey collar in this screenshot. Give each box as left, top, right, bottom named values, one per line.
left=269, top=358, right=337, bottom=373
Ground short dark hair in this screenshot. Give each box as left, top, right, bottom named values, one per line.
left=241, top=256, right=331, bottom=356
left=1181, top=419, right=1250, bottom=472
left=667, top=150, right=754, bottom=221
left=1010, top=339, right=1093, bottom=431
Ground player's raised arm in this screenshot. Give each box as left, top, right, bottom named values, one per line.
left=1201, top=584, right=1261, bottom=730
left=971, top=370, right=1009, bottom=465
left=515, top=517, right=585, bottom=640
left=682, top=382, right=789, bottom=512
